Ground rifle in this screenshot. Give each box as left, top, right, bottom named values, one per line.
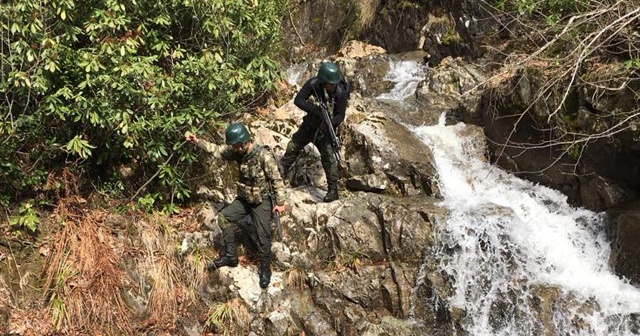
left=268, top=182, right=282, bottom=241
left=313, top=87, right=342, bottom=165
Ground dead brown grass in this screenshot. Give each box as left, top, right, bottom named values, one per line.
left=40, top=169, right=215, bottom=334
left=355, top=0, right=379, bottom=29
left=42, top=195, right=133, bottom=335
left=41, top=170, right=132, bottom=335
left=205, top=298, right=251, bottom=335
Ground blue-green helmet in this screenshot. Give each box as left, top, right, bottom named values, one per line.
left=225, top=123, right=251, bottom=145
left=317, top=62, right=342, bottom=84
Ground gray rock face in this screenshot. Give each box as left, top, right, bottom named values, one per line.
left=346, top=173, right=389, bottom=192
left=342, top=105, right=440, bottom=197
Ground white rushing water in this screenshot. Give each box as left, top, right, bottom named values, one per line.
left=285, top=63, right=308, bottom=86
left=376, top=58, right=426, bottom=101
left=412, top=115, right=640, bottom=336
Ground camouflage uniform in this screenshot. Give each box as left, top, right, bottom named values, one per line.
left=196, top=139, right=285, bottom=263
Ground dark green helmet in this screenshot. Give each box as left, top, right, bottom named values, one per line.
left=225, top=123, right=251, bottom=145
left=317, top=62, right=342, bottom=84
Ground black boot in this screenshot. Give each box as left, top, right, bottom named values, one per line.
left=323, top=187, right=338, bottom=203
left=207, top=227, right=238, bottom=271
left=210, top=243, right=238, bottom=269
left=259, top=260, right=272, bottom=289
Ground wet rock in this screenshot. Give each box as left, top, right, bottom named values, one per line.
left=414, top=57, right=485, bottom=125
left=309, top=270, right=372, bottom=334
left=283, top=291, right=339, bottom=336
left=311, top=267, right=383, bottom=310
left=609, top=202, right=640, bottom=285
left=336, top=53, right=392, bottom=98
left=376, top=196, right=440, bottom=263
left=320, top=196, right=387, bottom=262
left=529, top=284, right=561, bottom=336
left=380, top=263, right=417, bottom=319
left=411, top=262, right=460, bottom=335
left=283, top=188, right=442, bottom=266
left=580, top=175, right=636, bottom=212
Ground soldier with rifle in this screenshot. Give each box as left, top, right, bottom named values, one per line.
left=281, top=62, right=349, bottom=203
left=186, top=123, right=286, bottom=289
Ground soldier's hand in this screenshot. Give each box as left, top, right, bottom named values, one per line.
left=185, top=132, right=198, bottom=143
left=273, top=205, right=286, bottom=214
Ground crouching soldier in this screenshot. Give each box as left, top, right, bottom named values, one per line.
left=186, top=123, right=286, bottom=289
left=281, top=62, right=349, bottom=202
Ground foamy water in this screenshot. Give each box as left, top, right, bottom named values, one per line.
left=411, top=115, right=640, bottom=335
left=376, top=58, right=426, bottom=101
left=285, top=63, right=308, bottom=86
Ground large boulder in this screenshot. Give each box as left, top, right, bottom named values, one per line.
left=342, top=101, right=439, bottom=196
left=338, top=40, right=387, bottom=59
left=280, top=189, right=441, bottom=266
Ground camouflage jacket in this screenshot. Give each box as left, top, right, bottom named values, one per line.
left=196, top=139, right=285, bottom=206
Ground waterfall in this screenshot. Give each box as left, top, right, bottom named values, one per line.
left=285, top=63, right=308, bottom=86
left=411, top=116, right=640, bottom=336
left=376, top=58, right=426, bottom=102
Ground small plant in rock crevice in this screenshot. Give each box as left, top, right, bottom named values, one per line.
left=327, top=250, right=369, bottom=273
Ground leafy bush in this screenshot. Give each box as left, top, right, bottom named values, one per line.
left=1, top=0, right=287, bottom=205
left=9, top=201, right=40, bottom=233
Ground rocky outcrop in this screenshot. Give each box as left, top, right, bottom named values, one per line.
left=342, top=108, right=439, bottom=197
left=464, top=69, right=640, bottom=212
left=415, top=56, right=485, bottom=125
left=282, top=0, right=498, bottom=65
left=180, top=187, right=447, bottom=336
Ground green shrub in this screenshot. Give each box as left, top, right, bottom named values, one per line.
left=9, top=201, right=40, bottom=233
left=1, top=0, right=287, bottom=205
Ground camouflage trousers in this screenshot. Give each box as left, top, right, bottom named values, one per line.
left=280, top=122, right=339, bottom=189
left=218, top=196, right=272, bottom=262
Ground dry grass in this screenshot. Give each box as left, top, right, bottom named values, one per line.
left=284, top=267, right=307, bottom=289
left=205, top=298, right=251, bottom=335
left=39, top=170, right=218, bottom=334
left=42, top=195, right=133, bottom=335
left=135, top=214, right=190, bottom=333
left=355, top=0, right=379, bottom=29
left=183, top=247, right=209, bottom=304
